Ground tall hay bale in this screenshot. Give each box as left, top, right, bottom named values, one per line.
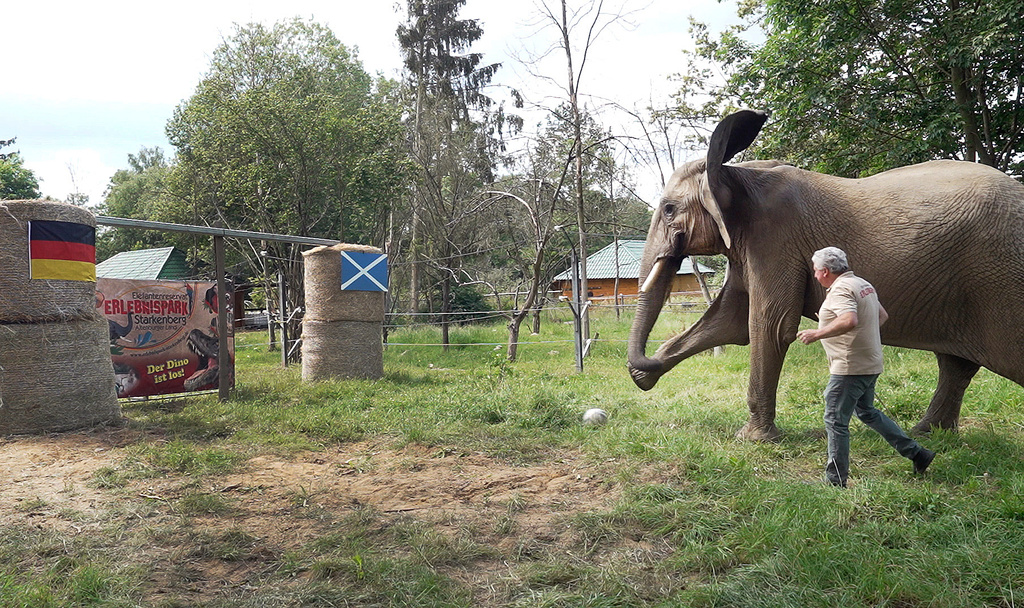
left=302, top=243, right=385, bottom=323
left=0, top=199, right=99, bottom=323
left=301, top=319, right=383, bottom=381
left=0, top=317, right=121, bottom=434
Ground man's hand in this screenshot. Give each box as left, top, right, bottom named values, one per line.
left=797, top=329, right=820, bottom=345
left=797, top=311, right=858, bottom=345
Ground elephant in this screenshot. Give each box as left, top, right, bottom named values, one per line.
left=627, top=109, right=1024, bottom=441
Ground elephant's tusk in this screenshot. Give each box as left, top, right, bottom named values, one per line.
left=640, top=259, right=663, bottom=293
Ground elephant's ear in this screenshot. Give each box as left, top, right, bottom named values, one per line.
left=708, top=110, right=769, bottom=169
left=702, top=110, right=769, bottom=249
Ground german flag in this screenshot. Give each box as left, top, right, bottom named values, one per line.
left=28, top=220, right=97, bottom=282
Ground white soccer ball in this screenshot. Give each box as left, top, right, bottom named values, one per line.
left=582, top=408, right=608, bottom=427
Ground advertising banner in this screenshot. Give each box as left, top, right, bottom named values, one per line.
left=95, top=278, right=234, bottom=398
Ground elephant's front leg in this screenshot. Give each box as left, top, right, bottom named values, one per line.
left=735, top=307, right=800, bottom=441
left=654, top=282, right=750, bottom=368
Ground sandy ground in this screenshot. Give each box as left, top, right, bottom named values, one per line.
left=0, top=425, right=630, bottom=603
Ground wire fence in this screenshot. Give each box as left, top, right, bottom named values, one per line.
left=382, top=295, right=711, bottom=349
left=382, top=295, right=708, bottom=326
left=242, top=291, right=713, bottom=349
left=239, top=240, right=720, bottom=351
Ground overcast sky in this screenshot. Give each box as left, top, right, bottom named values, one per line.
left=5, top=0, right=739, bottom=206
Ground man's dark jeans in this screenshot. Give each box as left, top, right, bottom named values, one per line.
left=823, top=374, right=922, bottom=486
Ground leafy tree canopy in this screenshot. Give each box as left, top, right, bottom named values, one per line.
left=0, top=138, right=42, bottom=200
left=166, top=18, right=412, bottom=246
left=397, top=0, right=501, bottom=120
left=95, top=147, right=183, bottom=261
left=684, top=0, right=1024, bottom=178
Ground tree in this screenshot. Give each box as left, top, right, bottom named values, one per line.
left=468, top=109, right=648, bottom=361
left=63, top=164, right=90, bottom=206
left=166, top=19, right=412, bottom=347
left=481, top=184, right=562, bottom=362
left=397, top=0, right=500, bottom=125
left=538, top=104, right=650, bottom=243
left=95, top=148, right=182, bottom=262
left=0, top=138, right=41, bottom=200
left=168, top=20, right=409, bottom=243
left=397, top=0, right=513, bottom=346
left=475, top=130, right=576, bottom=361
left=524, top=0, right=637, bottom=340
left=686, top=0, right=1024, bottom=177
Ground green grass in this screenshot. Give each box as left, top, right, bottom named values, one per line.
left=3, top=302, right=1023, bottom=606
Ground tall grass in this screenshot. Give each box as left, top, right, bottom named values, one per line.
left=2, top=302, right=1022, bottom=606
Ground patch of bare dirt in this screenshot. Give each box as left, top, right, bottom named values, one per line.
left=0, top=429, right=129, bottom=530
left=0, top=427, right=634, bottom=604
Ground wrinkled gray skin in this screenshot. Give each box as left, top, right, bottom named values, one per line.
left=628, top=109, right=1024, bottom=441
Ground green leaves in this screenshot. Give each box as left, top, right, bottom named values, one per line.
left=166, top=18, right=409, bottom=247
left=0, top=139, right=41, bottom=200
left=685, top=0, right=1024, bottom=178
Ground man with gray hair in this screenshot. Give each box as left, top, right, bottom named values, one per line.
left=797, top=246, right=935, bottom=487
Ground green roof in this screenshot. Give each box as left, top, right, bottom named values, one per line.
left=96, top=247, right=190, bottom=280
left=553, top=240, right=714, bottom=281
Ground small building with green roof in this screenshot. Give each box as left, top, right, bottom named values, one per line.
left=96, top=247, right=191, bottom=280
left=552, top=240, right=714, bottom=300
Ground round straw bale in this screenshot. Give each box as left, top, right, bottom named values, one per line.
left=302, top=243, right=385, bottom=323
left=0, top=317, right=121, bottom=435
left=0, top=199, right=99, bottom=323
left=301, top=318, right=383, bottom=381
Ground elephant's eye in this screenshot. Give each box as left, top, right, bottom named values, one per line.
left=662, top=203, right=676, bottom=218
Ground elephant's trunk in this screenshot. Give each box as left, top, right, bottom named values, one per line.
left=627, top=257, right=678, bottom=390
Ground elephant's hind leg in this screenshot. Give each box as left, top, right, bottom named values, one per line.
left=911, top=353, right=980, bottom=435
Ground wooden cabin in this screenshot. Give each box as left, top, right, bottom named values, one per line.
left=551, top=240, right=715, bottom=300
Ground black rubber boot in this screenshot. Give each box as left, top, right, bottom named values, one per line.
left=912, top=448, right=935, bottom=475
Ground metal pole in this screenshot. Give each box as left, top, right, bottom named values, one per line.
left=555, top=225, right=584, bottom=373
left=267, top=287, right=277, bottom=351
left=570, top=248, right=583, bottom=373
left=263, top=249, right=277, bottom=351
left=96, top=215, right=339, bottom=246
left=213, top=235, right=231, bottom=401
left=691, top=257, right=724, bottom=356
left=278, top=271, right=289, bottom=368
left=613, top=236, right=621, bottom=320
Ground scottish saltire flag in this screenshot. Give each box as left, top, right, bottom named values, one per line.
left=340, top=251, right=387, bottom=292
left=28, top=220, right=96, bottom=281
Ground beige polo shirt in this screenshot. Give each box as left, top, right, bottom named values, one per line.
left=818, top=272, right=884, bottom=375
